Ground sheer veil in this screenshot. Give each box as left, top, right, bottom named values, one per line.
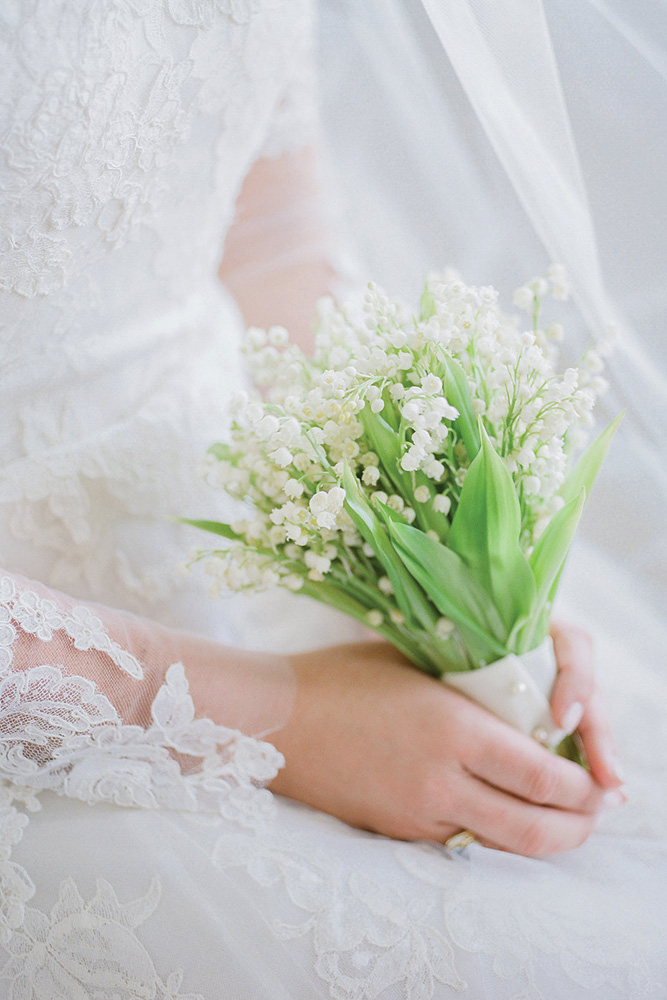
left=318, top=0, right=667, bottom=642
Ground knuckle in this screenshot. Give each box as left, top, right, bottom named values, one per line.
left=413, top=769, right=454, bottom=816
left=516, top=817, right=551, bottom=857
left=524, top=762, right=558, bottom=804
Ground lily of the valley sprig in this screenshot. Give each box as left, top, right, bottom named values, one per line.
left=185, top=271, right=619, bottom=678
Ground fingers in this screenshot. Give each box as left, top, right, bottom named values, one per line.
left=578, top=690, right=625, bottom=789
left=550, top=621, right=624, bottom=788
left=441, top=771, right=599, bottom=856
left=549, top=622, right=594, bottom=732
left=464, top=714, right=607, bottom=813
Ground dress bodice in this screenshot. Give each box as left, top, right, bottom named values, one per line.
left=0, top=0, right=317, bottom=621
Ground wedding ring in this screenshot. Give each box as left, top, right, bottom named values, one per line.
left=444, top=829, right=477, bottom=853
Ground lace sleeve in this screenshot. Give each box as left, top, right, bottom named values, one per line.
left=0, top=571, right=292, bottom=825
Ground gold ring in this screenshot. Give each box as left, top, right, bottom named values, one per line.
left=444, top=829, right=477, bottom=853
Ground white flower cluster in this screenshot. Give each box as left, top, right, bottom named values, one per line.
left=199, top=270, right=609, bottom=606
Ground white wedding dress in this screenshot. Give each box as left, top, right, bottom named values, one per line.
left=0, top=1, right=666, bottom=997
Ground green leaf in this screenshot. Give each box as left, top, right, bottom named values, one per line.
left=342, top=462, right=438, bottom=632
left=559, top=414, right=623, bottom=507
left=178, top=518, right=243, bottom=542
left=529, top=489, right=586, bottom=609
left=299, top=579, right=440, bottom=675
left=448, top=424, right=536, bottom=635
left=420, top=282, right=436, bottom=321
left=442, top=356, right=480, bottom=460
left=359, top=405, right=450, bottom=541
left=387, top=519, right=509, bottom=662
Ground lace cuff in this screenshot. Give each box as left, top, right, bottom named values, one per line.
left=0, top=571, right=292, bottom=825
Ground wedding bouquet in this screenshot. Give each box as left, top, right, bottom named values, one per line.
left=186, top=269, right=619, bottom=759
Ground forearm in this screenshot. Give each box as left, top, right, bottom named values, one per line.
left=219, top=147, right=344, bottom=354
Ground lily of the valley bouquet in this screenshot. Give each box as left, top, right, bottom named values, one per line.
left=187, top=268, right=619, bottom=762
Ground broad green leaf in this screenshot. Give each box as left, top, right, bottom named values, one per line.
left=179, top=518, right=243, bottom=541
left=529, top=489, right=586, bottom=608
left=559, top=414, right=623, bottom=507
left=359, top=405, right=450, bottom=541
left=442, top=356, right=480, bottom=460
left=342, top=463, right=438, bottom=632
left=387, top=520, right=509, bottom=661
left=449, top=425, right=536, bottom=633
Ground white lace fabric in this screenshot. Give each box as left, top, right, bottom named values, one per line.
left=0, top=571, right=284, bottom=815
left=0, top=0, right=317, bottom=620
left=1, top=1, right=667, bottom=998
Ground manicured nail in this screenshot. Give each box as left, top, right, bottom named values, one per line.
left=601, top=789, right=626, bottom=810
left=610, top=756, right=626, bottom=784
left=560, top=701, right=584, bottom=734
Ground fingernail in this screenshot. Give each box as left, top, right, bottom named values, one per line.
left=560, top=701, right=584, bottom=734
left=601, top=789, right=627, bottom=810
left=610, top=756, right=626, bottom=784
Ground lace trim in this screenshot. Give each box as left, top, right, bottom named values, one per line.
left=0, top=576, right=143, bottom=679
left=0, top=785, right=204, bottom=998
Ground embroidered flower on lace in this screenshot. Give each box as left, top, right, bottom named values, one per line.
left=167, top=0, right=268, bottom=28
left=0, top=578, right=143, bottom=679
left=10, top=591, right=63, bottom=643
left=0, top=785, right=41, bottom=947
left=214, top=828, right=465, bottom=999
left=394, top=840, right=660, bottom=1000
left=0, top=610, right=16, bottom=675
left=0, top=875, right=204, bottom=1000
left=0, top=577, right=282, bottom=826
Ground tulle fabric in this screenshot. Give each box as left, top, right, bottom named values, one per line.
left=319, top=0, right=667, bottom=625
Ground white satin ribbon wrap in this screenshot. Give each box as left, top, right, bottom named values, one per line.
left=443, top=637, right=567, bottom=749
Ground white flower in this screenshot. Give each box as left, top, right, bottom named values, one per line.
left=284, top=478, right=304, bottom=499
left=423, top=458, right=445, bottom=481
left=247, top=326, right=266, bottom=348
left=366, top=610, right=383, bottom=627
left=413, top=485, right=430, bottom=503
left=513, top=286, right=534, bottom=312
left=268, top=325, right=289, bottom=347
left=400, top=450, right=422, bottom=472
left=421, top=374, right=442, bottom=394
left=432, top=494, right=451, bottom=515
left=389, top=609, right=405, bottom=626
left=305, top=551, right=332, bottom=575
left=401, top=401, right=421, bottom=422
left=362, top=466, right=380, bottom=486
left=370, top=398, right=384, bottom=413
left=256, top=415, right=280, bottom=439
left=436, top=617, right=454, bottom=637
left=378, top=577, right=394, bottom=595
left=270, top=447, right=293, bottom=468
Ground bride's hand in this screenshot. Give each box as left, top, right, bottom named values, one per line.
left=549, top=620, right=624, bottom=789
left=268, top=638, right=624, bottom=856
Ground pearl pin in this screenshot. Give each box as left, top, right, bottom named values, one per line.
left=532, top=726, right=549, bottom=743
left=511, top=681, right=527, bottom=695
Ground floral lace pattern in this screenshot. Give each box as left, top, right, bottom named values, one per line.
left=214, top=825, right=465, bottom=999
left=0, top=570, right=283, bottom=996
left=0, top=576, right=282, bottom=818
left=0, top=787, right=204, bottom=999
left=0, top=0, right=316, bottom=617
